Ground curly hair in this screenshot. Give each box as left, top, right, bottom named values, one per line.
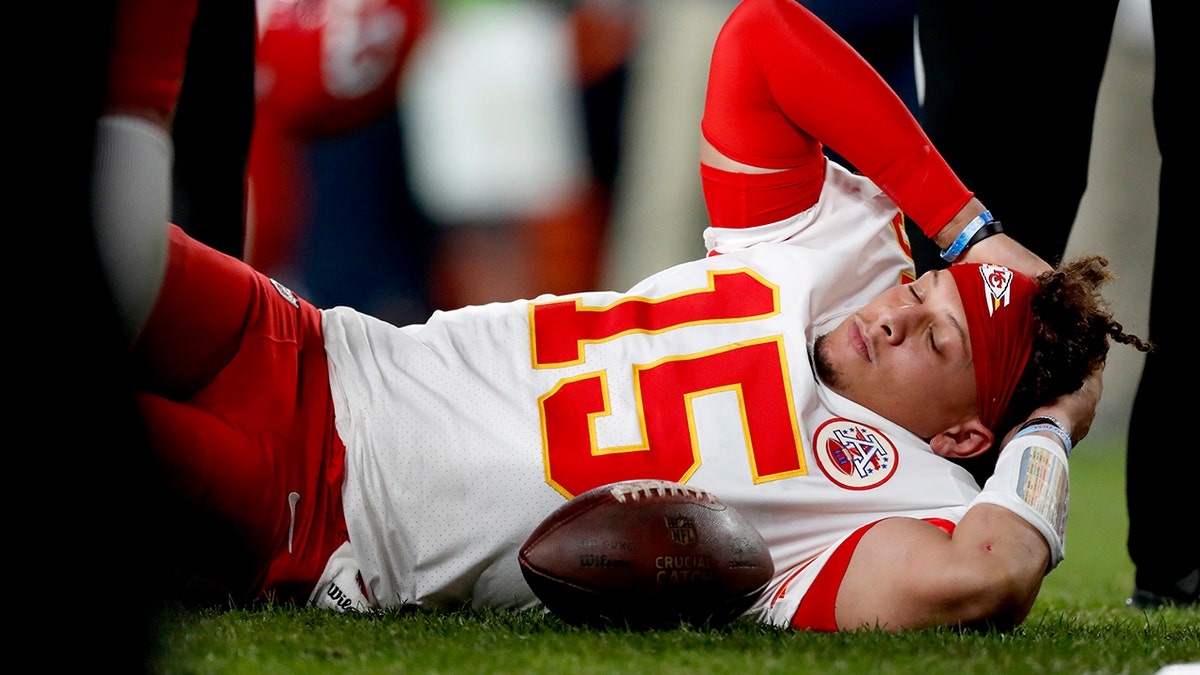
left=1002, top=255, right=1152, bottom=430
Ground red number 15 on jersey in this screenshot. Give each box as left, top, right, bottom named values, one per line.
left=530, top=269, right=807, bottom=498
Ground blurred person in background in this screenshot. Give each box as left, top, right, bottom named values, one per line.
left=914, top=0, right=1195, bottom=608
left=248, top=0, right=434, bottom=326
left=400, top=0, right=641, bottom=308
left=250, top=0, right=640, bottom=318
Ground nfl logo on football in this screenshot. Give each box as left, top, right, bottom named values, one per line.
left=666, top=516, right=697, bottom=546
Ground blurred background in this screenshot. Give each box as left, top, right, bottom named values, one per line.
left=1063, top=0, right=1156, bottom=443
left=247, top=0, right=1157, bottom=443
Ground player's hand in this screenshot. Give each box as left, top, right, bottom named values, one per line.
left=931, top=200, right=1052, bottom=279
left=961, top=233, right=1052, bottom=280
left=1004, top=367, right=1105, bottom=448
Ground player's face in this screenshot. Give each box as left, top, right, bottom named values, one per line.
left=814, top=270, right=978, bottom=443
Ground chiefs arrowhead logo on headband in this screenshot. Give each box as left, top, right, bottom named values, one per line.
left=979, top=263, right=1014, bottom=316
left=948, top=263, right=1037, bottom=432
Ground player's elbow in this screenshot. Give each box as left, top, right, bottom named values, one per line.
left=948, top=541, right=1048, bottom=630
left=836, top=513, right=1050, bottom=632
left=937, top=503, right=1054, bottom=630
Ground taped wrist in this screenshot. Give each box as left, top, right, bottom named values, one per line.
left=969, top=434, right=1069, bottom=569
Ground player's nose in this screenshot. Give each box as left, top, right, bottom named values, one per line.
left=878, top=305, right=920, bottom=345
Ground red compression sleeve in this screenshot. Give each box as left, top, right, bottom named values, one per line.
left=701, top=0, right=972, bottom=235
left=105, top=0, right=200, bottom=119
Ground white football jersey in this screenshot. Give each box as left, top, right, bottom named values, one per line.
left=319, top=162, right=982, bottom=620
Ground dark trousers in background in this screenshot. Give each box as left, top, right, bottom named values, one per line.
left=171, top=0, right=257, bottom=258
left=915, top=0, right=1196, bottom=604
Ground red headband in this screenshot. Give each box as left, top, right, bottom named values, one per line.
left=947, top=263, right=1037, bottom=432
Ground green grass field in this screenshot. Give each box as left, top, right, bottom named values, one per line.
left=148, top=438, right=1198, bottom=674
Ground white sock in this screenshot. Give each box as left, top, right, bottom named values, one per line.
left=91, top=114, right=171, bottom=344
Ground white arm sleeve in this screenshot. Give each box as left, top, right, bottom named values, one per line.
left=969, top=434, right=1070, bottom=570
left=91, top=114, right=171, bottom=344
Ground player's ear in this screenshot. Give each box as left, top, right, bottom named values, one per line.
left=929, top=418, right=994, bottom=459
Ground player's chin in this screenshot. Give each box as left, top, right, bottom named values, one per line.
left=812, top=332, right=848, bottom=391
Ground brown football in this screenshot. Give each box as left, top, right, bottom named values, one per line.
left=518, top=479, right=773, bottom=629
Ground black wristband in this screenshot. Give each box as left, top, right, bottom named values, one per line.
left=965, top=219, right=1004, bottom=249
left=1019, top=415, right=1074, bottom=451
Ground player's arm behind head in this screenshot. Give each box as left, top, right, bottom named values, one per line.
left=1004, top=255, right=1152, bottom=440
left=836, top=256, right=1150, bottom=632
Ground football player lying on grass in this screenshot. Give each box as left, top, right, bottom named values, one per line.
left=94, top=0, right=1148, bottom=631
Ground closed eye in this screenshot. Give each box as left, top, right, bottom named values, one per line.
left=909, top=285, right=942, bottom=353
